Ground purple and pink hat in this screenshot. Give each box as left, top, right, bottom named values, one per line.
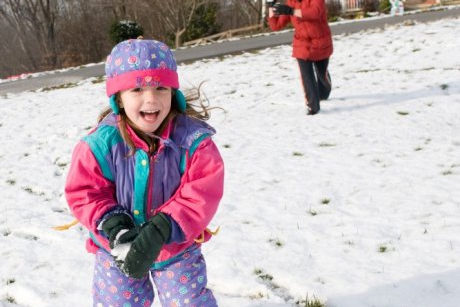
left=105, top=39, right=186, bottom=113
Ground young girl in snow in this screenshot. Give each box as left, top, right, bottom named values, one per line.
left=65, top=38, right=224, bottom=307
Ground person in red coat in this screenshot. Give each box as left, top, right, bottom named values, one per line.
left=267, top=0, right=333, bottom=115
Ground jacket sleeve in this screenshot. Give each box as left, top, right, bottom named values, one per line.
left=65, top=141, right=118, bottom=234
left=300, top=0, right=326, bottom=21
left=267, top=14, right=292, bottom=31
left=159, top=137, right=224, bottom=242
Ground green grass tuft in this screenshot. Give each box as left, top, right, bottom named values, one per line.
left=254, top=268, right=274, bottom=282
left=268, top=237, right=283, bottom=248
left=297, top=294, right=326, bottom=307
left=318, top=143, right=336, bottom=147
left=42, top=82, right=78, bottom=91
left=91, top=76, right=105, bottom=84
left=7, top=295, right=16, bottom=303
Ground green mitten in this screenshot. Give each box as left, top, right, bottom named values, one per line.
left=121, top=213, right=172, bottom=279
left=101, top=213, right=136, bottom=249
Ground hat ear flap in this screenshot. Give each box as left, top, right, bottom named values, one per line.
left=109, top=95, right=120, bottom=114
left=175, top=89, right=187, bottom=113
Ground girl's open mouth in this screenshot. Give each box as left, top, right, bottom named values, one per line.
left=141, top=110, right=160, bottom=122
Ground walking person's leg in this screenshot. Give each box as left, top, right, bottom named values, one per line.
left=297, top=58, right=320, bottom=115
left=314, top=58, right=332, bottom=101
left=93, top=249, right=155, bottom=307
left=152, top=246, right=218, bottom=307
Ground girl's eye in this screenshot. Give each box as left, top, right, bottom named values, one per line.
left=156, top=86, right=167, bottom=91
left=132, top=88, right=142, bottom=92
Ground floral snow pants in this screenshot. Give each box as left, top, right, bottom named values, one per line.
left=92, top=245, right=218, bottom=307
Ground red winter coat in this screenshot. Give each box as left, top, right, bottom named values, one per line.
left=268, top=0, right=333, bottom=61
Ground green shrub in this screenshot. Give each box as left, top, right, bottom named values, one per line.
left=327, top=0, right=342, bottom=22
left=109, top=20, right=144, bottom=44
left=362, top=0, right=380, bottom=13
left=183, top=3, right=221, bottom=42
left=379, top=0, right=391, bottom=13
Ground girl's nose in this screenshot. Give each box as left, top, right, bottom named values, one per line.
left=143, top=88, right=157, bottom=102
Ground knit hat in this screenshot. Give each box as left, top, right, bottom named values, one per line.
left=105, top=39, right=186, bottom=113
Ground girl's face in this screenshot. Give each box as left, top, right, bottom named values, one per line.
left=119, top=86, right=172, bottom=134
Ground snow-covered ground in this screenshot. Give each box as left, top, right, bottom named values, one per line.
left=1, top=16, right=459, bottom=307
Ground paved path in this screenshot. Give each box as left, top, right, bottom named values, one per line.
left=1, top=6, right=458, bottom=96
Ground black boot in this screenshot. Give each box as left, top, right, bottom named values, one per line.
left=307, top=106, right=319, bottom=115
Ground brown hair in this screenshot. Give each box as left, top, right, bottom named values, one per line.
left=97, top=85, right=214, bottom=156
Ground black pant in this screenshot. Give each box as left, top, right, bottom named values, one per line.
left=297, top=58, right=331, bottom=114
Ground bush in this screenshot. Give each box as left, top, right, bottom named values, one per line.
left=379, top=0, right=392, bottom=13
left=109, top=20, right=144, bottom=44
left=180, top=3, right=221, bottom=43
left=327, top=0, right=342, bottom=22
left=362, top=0, right=380, bottom=13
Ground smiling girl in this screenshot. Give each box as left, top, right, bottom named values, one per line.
left=65, top=39, right=224, bottom=307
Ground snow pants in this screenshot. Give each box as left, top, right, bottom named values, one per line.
left=297, top=58, right=332, bottom=114
left=92, top=245, right=218, bottom=307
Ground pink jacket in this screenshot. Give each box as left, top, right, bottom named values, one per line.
left=65, top=114, right=224, bottom=264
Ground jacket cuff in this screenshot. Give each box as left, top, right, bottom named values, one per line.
left=97, top=206, right=132, bottom=237
left=163, top=215, right=185, bottom=244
